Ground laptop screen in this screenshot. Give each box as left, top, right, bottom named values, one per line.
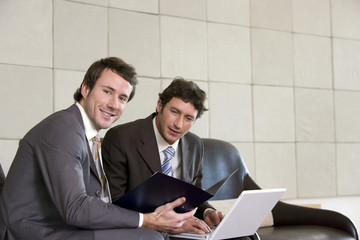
left=170, top=188, right=286, bottom=240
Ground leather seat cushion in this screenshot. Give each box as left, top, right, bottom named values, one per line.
left=258, top=225, right=355, bottom=240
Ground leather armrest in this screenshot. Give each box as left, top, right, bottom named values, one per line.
left=242, top=175, right=358, bottom=239
left=272, top=201, right=358, bottom=239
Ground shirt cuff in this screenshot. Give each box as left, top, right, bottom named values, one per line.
left=203, top=208, right=213, bottom=219
left=138, top=213, right=144, bottom=227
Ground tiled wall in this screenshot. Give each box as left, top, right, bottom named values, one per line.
left=1, top=0, right=360, bottom=200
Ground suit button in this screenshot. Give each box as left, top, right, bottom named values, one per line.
left=95, top=190, right=101, bottom=197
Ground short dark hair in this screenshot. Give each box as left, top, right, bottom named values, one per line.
left=158, top=77, right=208, bottom=119
left=73, top=57, right=137, bottom=102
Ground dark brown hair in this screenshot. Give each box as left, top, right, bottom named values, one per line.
left=158, top=77, right=208, bottom=119
left=73, top=57, right=137, bottom=102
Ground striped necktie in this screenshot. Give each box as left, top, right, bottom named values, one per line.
left=91, top=136, right=110, bottom=202
left=162, top=146, right=175, bottom=177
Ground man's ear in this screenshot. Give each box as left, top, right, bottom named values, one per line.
left=80, top=83, right=90, bottom=100
left=156, top=99, right=162, bottom=113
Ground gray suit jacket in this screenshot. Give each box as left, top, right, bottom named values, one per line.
left=102, top=113, right=213, bottom=218
left=0, top=105, right=164, bottom=240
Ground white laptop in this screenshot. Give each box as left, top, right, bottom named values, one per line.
left=171, top=188, right=286, bottom=240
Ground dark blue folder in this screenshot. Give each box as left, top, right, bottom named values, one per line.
left=113, top=169, right=238, bottom=213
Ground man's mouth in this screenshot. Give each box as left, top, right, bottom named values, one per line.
left=169, top=127, right=180, bottom=135
left=101, top=110, right=115, bottom=118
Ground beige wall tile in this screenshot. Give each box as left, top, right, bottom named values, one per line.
left=0, top=65, right=52, bottom=139
left=253, top=86, right=295, bottom=142
left=332, top=0, right=360, bottom=40
left=251, top=29, right=293, bottom=86
left=250, top=0, right=292, bottom=31
left=209, top=83, right=252, bottom=142
left=255, top=143, right=297, bottom=199
left=333, top=39, right=360, bottom=90
left=295, top=88, right=335, bottom=142
left=292, top=0, right=331, bottom=36
left=160, top=0, right=206, bottom=20
left=294, top=34, right=332, bottom=89
left=207, top=0, right=250, bottom=26
left=109, top=0, right=158, bottom=14
left=54, top=70, right=85, bottom=112
left=208, top=23, right=251, bottom=84
left=336, top=144, right=360, bottom=195
left=335, top=91, right=360, bottom=142
left=0, top=0, right=52, bottom=67
left=109, top=9, right=160, bottom=77
left=54, top=0, right=107, bottom=71
left=160, top=16, right=208, bottom=80
left=70, top=0, right=108, bottom=6
left=0, top=140, right=19, bottom=176
left=297, top=143, right=336, bottom=197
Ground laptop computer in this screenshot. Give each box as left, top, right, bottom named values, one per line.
left=171, top=188, right=286, bottom=240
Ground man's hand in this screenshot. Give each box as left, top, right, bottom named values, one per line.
left=142, top=197, right=196, bottom=233
left=170, top=216, right=211, bottom=235
left=203, top=209, right=224, bottom=229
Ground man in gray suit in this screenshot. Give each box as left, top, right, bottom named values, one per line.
left=0, top=57, right=195, bottom=240
left=102, top=78, right=224, bottom=235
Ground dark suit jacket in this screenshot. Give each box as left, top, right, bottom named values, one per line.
left=0, top=164, right=5, bottom=195
left=102, top=113, right=213, bottom=218
left=0, top=105, right=161, bottom=240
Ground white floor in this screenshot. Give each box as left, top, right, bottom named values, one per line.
left=284, top=196, right=360, bottom=236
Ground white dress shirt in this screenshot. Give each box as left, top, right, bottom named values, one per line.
left=152, top=117, right=181, bottom=179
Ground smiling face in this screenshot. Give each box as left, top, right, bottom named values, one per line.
left=155, top=97, right=198, bottom=145
left=79, top=68, right=133, bottom=131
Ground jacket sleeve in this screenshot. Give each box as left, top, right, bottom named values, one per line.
left=33, top=116, right=140, bottom=230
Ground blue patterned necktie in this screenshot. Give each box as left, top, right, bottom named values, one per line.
left=162, top=146, right=175, bottom=177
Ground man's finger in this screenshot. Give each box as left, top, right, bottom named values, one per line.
left=189, top=218, right=211, bottom=234
left=165, top=197, right=186, bottom=209
left=197, top=219, right=211, bottom=233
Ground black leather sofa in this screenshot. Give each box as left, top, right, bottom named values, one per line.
left=201, top=138, right=358, bottom=240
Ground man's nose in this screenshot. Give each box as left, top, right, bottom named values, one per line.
left=174, top=116, right=183, bottom=128
left=108, top=96, right=119, bottom=109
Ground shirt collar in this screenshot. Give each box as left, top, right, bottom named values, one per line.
left=76, top=102, right=98, bottom=141
left=152, top=116, right=179, bottom=152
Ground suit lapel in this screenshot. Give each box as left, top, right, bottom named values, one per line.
left=68, top=104, right=100, bottom=180
left=180, top=135, right=194, bottom=182
left=138, top=114, right=162, bottom=174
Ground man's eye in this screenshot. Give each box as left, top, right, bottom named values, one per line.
left=119, top=96, right=128, bottom=102
left=104, top=90, right=110, bottom=94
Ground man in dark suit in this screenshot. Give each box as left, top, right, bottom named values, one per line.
left=0, top=57, right=195, bottom=240
left=102, top=78, right=223, bottom=235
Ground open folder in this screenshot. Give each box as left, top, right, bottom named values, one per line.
left=113, top=169, right=239, bottom=213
